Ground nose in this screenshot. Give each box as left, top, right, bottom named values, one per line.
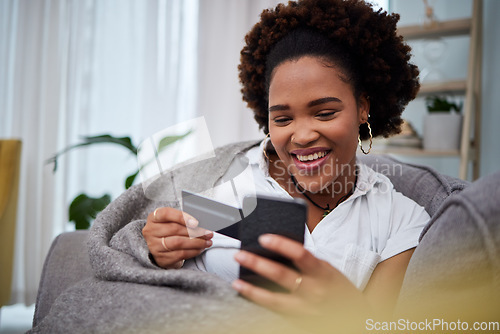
left=291, top=121, right=320, bottom=146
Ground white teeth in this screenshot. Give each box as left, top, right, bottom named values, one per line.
left=296, top=151, right=327, bottom=162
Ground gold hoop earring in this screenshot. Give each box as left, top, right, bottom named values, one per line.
left=358, top=122, right=372, bottom=155
left=263, top=133, right=270, bottom=160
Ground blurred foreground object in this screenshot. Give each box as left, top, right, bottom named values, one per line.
left=0, top=139, right=22, bottom=306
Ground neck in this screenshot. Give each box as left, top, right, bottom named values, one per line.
left=269, top=156, right=358, bottom=213
left=290, top=170, right=357, bottom=211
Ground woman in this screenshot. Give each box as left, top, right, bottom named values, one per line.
left=143, top=0, right=428, bottom=324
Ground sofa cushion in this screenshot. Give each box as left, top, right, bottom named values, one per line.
left=358, top=154, right=468, bottom=217
left=397, top=170, right=500, bottom=320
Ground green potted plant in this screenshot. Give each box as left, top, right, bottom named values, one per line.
left=47, top=132, right=189, bottom=229
left=423, top=95, right=463, bottom=151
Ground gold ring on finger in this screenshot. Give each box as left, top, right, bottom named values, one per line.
left=291, top=275, right=303, bottom=293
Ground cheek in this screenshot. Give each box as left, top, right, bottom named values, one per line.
left=269, top=130, right=296, bottom=164
left=321, top=121, right=359, bottom=143
left=270, top=131, right=291, bottom=154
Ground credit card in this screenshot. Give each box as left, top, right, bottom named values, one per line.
left=182, top=190, right=242, bottom=238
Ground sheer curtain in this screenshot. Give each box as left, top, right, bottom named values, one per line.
left=197, top=0, right=282, bottom=148
left=0, top=0, right=284, bottom=306
left=0, top=0, right=198, bottom=305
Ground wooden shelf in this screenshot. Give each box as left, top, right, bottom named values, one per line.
left=392, top=0, right=482, bottom=180
left=372, top=146, right=460, bottom=157
left=398, top=18, right=471, bottom=40
left=418, top=80, right=467, bottom=95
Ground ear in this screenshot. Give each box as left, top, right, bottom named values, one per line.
left=357, top=94, right=370, bottom=124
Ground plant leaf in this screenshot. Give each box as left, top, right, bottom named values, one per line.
left=47, top=134, right=137, bottom=172
left=157, top=130, right=192, bottom=153
left=134, top=130, right=194, bottom=176
left=125, top=171, right=139, bottom=189
left=425, top=96, right=462, bottom=113
left=69, top=193, right=111, bottom=230
left=80, top=135, right=137, bottom=155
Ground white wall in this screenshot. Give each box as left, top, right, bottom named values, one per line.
left=390, top=0, right=500, bottom=179
left=196, top=0, right=282, bottom=149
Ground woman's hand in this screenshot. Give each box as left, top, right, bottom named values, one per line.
left=142, top=207, right=213, bottom=269
left=232, top=234, right=370, bottom=330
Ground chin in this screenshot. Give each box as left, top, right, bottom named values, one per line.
left=292, top=157, right=346, bottom=193
left=304, top=177, right=336, bottom=194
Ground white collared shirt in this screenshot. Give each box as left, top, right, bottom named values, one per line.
left=184, top=141, right=429, bottom=290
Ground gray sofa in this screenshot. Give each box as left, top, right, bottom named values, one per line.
left=31, top=154, right=500, bottom=331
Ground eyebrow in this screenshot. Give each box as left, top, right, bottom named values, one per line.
left=268, top=104, right=289, bottom=112
left=307, top=97, right=342, bottom=107
left=269, top=97, right=342, bottom=112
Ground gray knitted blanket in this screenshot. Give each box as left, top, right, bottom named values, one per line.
left=29, top=141, right=305, bottom=334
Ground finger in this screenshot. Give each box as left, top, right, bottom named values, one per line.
left=232, top=279, right=305, bottom=315
left=160, top=235, right=213, bottom=252
left=151, top=207, right=198, bottom=228
left=191, top=229, right=214, bottom=240
left=154, top=249, right=205, bottom=269
left=164, top=224, right=214, bottom=240
left=145, top=221, right=214, bottom=240
left=258, top=234, right=322, bottom=274
left=150, top=207, right=214, bottom=239
left=234, top=251, right=301, bottom=292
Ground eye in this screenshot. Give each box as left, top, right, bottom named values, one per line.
left=316, top=110, right=337, bottom=119
left=272, top=116, right=292, bottom=126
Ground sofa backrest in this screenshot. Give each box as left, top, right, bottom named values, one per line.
left=396, top=169, right=500, bottom=320
left=358, top=154, right=468, bottom=217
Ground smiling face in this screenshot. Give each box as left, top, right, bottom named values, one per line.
left=268, top=56, right=369, bottom=194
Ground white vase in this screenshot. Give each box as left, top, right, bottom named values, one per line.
left=423, top=113, right=463, bottom=151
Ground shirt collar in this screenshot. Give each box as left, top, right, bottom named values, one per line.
left=352, top=160, right=387, bottom=197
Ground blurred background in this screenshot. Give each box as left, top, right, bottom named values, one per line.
left=0, top=0, right=498, bottom=331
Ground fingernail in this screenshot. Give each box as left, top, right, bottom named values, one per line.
left=232, top=280, right=244, bottom=291
left=259, top=234, right=272, bottom=246
left=204, top=230, right=213, bottom=237
left=205, top=240, right=212, bottom=247
left=234, top=251, right=247, bottom=262
left=186, top=218, right=198, bottom=228
left=153, top=208, right=160, bottom=221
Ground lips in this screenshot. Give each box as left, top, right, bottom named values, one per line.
left=290, top=147, right=331, bottom=171
left=295, top=151, right=328, bottom=162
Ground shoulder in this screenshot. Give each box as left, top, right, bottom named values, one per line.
left=356, top=162, right=430, bottom=224
left=214, top=140, right=261, bottom=156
